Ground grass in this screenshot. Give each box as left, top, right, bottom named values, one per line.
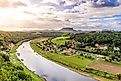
left=51, top=36, right=70, bottom=46
left=9, top=41, right=45, bottom=81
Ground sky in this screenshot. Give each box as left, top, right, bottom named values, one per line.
left=0, top=0, right=121, bottom=31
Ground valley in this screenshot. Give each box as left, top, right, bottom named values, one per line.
left=0, top=31, right=121, bottom=81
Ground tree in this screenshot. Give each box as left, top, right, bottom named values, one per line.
left=117, top=74, right=121, bottom=80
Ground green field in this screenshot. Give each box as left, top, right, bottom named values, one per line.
left=51, top=36, right=70, bottom=46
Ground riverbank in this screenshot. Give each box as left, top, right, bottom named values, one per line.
left=30, top=42, right=114, bottom=81
left=9, top=40, right=45, bottom=81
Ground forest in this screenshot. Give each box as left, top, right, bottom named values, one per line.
left=73, top=32, right=121, bottom=63
left=74, top=31, right=121, bottom=48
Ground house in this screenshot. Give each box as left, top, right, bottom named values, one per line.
left=95, top=44, right=108, bottom=50
left=62, top=48, right=76, bottom=55
left=114, top=47, right=120, bottom=51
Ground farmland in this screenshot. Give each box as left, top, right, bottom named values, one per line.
left=51, top=36, right=70, bottom=46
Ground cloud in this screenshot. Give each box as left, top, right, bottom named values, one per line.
left=0, top=0, right=30, bottom=8
left=30, top=0, right=41, bottom=4
left=0, top=0, right=120, bottom=31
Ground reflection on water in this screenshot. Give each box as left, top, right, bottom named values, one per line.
left=17, top=42, right=98, bottom=81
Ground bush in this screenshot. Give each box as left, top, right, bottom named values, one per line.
left=16, top=66, right=24, bottom=71
left=1, top=54, right=10, bottom=61
left=84, top=68, right=116, bottom=80
left=18, top=71, right=27, bottom=80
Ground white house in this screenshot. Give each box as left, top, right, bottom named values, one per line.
left=114, top=47, right=120, bottom=51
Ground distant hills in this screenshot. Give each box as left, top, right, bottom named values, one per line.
left=35, top=27, right=82, bottom=34
left=59, top=27, right=82, bottom=33
left=59, top=27, right=76, bottom=32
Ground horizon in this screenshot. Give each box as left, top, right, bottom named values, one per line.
left=0, top=0, right=121, bottom=31
left=0, top=27, right=120, bottom=32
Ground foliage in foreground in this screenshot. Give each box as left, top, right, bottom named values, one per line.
left=0, top=54, right=33, bottom=81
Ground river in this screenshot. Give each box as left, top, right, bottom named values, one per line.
left=16, top=42, right=98, bottom=81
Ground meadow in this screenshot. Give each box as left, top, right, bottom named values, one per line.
left=51, top=36, right=70, bottom=46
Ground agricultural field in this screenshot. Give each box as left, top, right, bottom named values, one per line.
left=51, top=36, right=70, bottom=46
left=89, top=61, right=121, bottom=74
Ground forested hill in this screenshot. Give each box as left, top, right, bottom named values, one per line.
left=74, top=32, right=121, bottom=48
left=0, top=31, right=43, bottom=51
